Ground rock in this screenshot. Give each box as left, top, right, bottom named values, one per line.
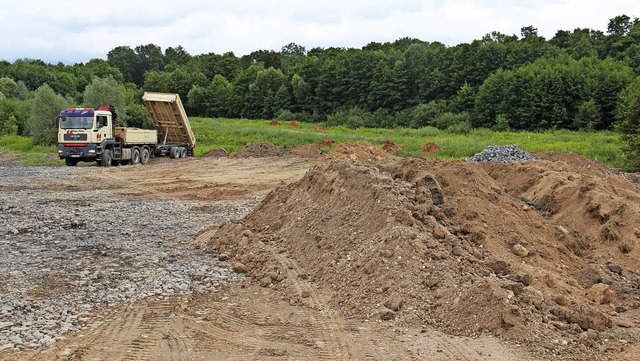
left=587, top=283, right=616, bottom=305
left=501, top=305, right=523, bottom=327
left=217, top=253, right=230, bottom=261
left=0, top=321, right=13, bottom=330
left=466, top=145, right=539, bottom=163
left=259, top=276, right=272, bottom=287
left=555, top=295, right=570, bottom=306
left=0, top=343, right=15, bottom=351
left=486, top=259, right=510, bottom=275
left=607, top=263, right=623, bottom=275
left=511, top=244, right=529, bottom=257
left=380, top=311, right=395, bottom=321
left=231, top=262, right=248, bottom=274
left=384, top=295, right=404, bottom=311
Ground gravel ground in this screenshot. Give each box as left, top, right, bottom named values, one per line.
left=0, top=166, right=257, bottom=350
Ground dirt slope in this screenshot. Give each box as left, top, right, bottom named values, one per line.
left=207, top=143, right=640, bottom=359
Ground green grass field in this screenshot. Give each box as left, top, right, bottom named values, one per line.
left=190, top=117, right=628, bottom=169
left=0, top=117, right=631, bottom=170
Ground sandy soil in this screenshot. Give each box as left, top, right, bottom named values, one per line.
left=3, top=144, right=640, bottom=360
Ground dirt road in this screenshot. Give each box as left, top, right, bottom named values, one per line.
left=1, top=152, right=538, bottom=360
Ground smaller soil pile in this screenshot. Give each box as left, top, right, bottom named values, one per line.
left=421, top=141, right=442, bottom=154
left=382, top=140, right=402, bottom=152
left=317, top=142, right=399, bottom=163
left=230, top=142, right=286, bottom=158
left=202, top=148, right=229, bottom=158
left=288, top=144, right=323, bottom=159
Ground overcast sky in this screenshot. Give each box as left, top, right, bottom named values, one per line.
left=1, top=0, right=638, bottom=64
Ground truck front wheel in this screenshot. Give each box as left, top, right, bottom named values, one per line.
left=101, top=149, right=112, bottom=167
left=65, top=158, right=78, bottom=166
left=131, top=147, right=141, bottom=165
left=140, top=148, right=150, bottom=165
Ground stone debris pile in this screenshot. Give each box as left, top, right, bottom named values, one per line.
left=466, top=145, right=539, bottom=163
left=0, top=166, right=255, bottom=350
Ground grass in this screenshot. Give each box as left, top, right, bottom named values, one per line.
left=190, top=117, right=630, bottom=170
left=0, top=135, right=63, bottom=166
left=0, top=118, right=632, bottom=170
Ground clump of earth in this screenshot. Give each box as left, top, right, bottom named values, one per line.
left=207, top=142, right=640, bottom=359
left=230, top=142, right=287, bottom=158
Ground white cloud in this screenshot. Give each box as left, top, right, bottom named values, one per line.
left=1, top=0, right=638, bottom=64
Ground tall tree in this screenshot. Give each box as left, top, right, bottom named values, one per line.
left=107, top=46, right=144, bottom=86
left=28, top=84, right=69, bottom=145
left=82, top=77, right=127, bottom=124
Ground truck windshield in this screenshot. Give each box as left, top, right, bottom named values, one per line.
left=59, top=116, right=94, bottom=129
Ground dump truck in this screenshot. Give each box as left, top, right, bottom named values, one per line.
left=56, top=92, right=195, bottom=166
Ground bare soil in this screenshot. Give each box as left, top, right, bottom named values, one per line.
left=4, top=143, right=640, bottom=360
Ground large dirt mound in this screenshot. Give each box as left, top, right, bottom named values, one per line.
left=207, top=145, right=640, bottom=358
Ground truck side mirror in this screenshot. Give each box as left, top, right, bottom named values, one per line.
left=54, top=115, right=60, bottom=128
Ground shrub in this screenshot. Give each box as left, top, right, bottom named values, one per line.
left=276, top=109, right=297, bottom=121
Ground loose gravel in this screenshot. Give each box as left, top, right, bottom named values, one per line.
left=0, top=166, right=257, bottom=350
left=466, top=145, right=539, bottom=163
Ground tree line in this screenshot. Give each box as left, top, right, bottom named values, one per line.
left=1, top=14, right=640, bottom=167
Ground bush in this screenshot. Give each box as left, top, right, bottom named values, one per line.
left=327, top=107, right=373, bottom=129
left=276, top=109, right=297, bottom=121
left=618, top=95, right=640, bottom=170
left=494, top=114, right=510, bottom=131
left=432, top=111, right=470, bottom=130
left=125, top=103, right=153, bottom=128
left=446, top=121, right=472, bottom=134
left=28, top=84, right=69, bottom=146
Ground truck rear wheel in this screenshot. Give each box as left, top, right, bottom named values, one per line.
left=100, top=149, right=112, bottom=167
left=140, top=148, right=150, bottom=165
left=180, top=147, right=187, bottom=158
left=65, top=158, right=78, bottom=166
left=170, top=147, right=179, bottom=159
left=131, top=147, right=141, bottom=165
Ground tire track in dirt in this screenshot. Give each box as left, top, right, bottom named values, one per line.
left=271, top=253, right=351, bottom=360
left=118, top=300, right=179, bottom=361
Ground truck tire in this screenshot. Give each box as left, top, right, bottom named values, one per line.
left=65, top=158, right=78, bottom=166
left=100, top=149, right=112, bottom=167
left=170, top=147, right=179, bottom=159
left=140, top=148, right=150, bottom=165
left=131, top=147, right=141, bottom=165
left=180, top=147, right=187, bottom=158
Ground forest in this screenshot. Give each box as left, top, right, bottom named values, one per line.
left=1, top=14, right=640, bottom=167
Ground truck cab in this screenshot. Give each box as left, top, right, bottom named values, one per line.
left=56, top=106, right=116, bottom=166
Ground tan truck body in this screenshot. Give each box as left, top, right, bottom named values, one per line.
left=142, top=92, right=196, bottom=148
left=114, top=127, right=158, bottom=145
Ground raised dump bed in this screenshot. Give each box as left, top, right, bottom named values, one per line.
left=142, top=92, right=196, bottom=149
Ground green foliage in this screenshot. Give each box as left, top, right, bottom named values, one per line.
left=0, top=97, right=29, bottom=135
left=617, top=80, right=640, bottom=170
left=573, top=99, right=599, bottom=130
left=410, top=101, right=450, bottom=128
left=28, top=84, right=69, bottom=146
left=276, top=109, right=297, bottom=121
left=432, top=111, right=470, bottom=130
left=494, top=114, right=511, bottom=131
left=0, top=77, right=20, bottom=98
left=188, top=117, right=628, bottom=169
left=474, top=55, right=634, bottom=131
left=445, top=121, right=472, bottom=134
left=327, top=107, right=372, bottom=129
left=125, top=103, right=153, bottom=129
left=3, top=14, right=640, bottom=151
left=82, top=77, right=127, bottom=123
